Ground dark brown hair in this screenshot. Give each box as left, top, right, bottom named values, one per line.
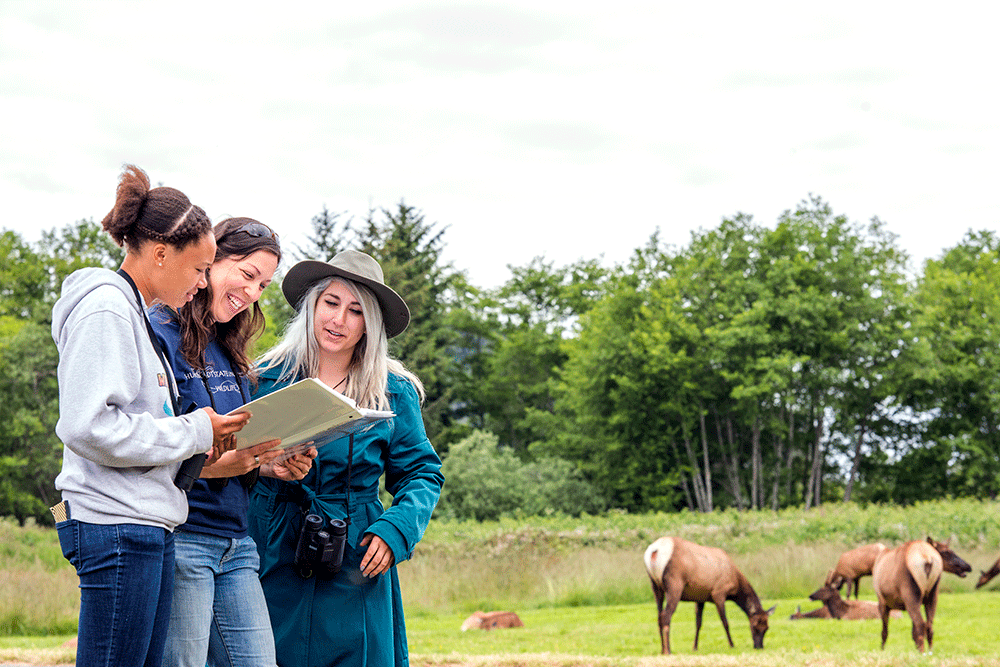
left=176, top=217, right=282, bottom=377
left=101, top=164, right=212, bottom=250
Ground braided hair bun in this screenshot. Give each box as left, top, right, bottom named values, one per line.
left=101, top=164, right=211, bottom=250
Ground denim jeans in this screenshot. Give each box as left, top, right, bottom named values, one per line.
left=162, top=530, right=276, bottom=667
left=57, top=520, right=175, bottom=667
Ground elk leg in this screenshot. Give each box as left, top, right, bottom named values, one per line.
left=693, top=602, right=704, bottom=650
left=851, top=577, right=860, bottom=600
left=900, top=576, right=927, bottom=653
left=924, top=582, right=939, bottom=653
left=651, top=582, right=666, bottom=655
left=713, top=595, right=734, bottom=648
left=659, top=588, right=682, bottom=655
left=878, top=598, right=890, bottom=650
left=906, top=602, right=926, bottom=653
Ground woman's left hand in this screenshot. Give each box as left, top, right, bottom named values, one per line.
left=261, top=446, right=317, bottom=481
left=359, top=533, right=395, bottom=578
left=201, top=439, right=282, bottom=478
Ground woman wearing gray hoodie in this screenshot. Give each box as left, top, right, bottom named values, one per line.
left=50, top=164, right=251, bottom=667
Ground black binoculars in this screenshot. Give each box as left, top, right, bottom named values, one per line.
left=174, top=453, right=207, bottom=491
left=294, top=514, right=347, bottom=579
left=174, top=402, right=208, bottom=491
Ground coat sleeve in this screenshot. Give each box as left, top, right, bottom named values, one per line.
left=365, top=378, right=444, bottom=563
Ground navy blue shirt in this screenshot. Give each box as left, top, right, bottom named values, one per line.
left=150, top=306, right=251, bottom=538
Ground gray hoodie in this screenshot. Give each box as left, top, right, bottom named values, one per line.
left=51, top=267, right=213, bottom=529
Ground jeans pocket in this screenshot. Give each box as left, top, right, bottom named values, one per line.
left=56, top=520, right=79, bottom=569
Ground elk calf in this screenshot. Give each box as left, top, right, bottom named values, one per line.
left=808, top=584, right=900, bottom=620
left=788, top=604, right=831, bottom=620
left=643, top=536, right=774, bottom=655
left=825, top=543, right=887, bottom=599
left=460, top=611, right=524, bottom=631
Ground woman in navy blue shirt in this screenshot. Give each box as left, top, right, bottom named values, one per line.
left=152, top=218, right=316, bottom=667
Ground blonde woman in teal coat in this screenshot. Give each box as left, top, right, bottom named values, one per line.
left=248, top=250, right=444, bottom=667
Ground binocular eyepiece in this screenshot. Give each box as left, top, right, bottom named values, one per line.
left=294, top=514, right=347, bottom=579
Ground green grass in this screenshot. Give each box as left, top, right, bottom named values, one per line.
left=397, top=539, right=993, bottom=616
left=8, top=594, right=999, bottom=666
left=4, top=499, right=1000, bottom=665
left=407, top=593, right=1000, bottom=664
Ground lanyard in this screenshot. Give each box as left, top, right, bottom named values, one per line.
left=197, top=356, right=254, bottom=490
left=196, top=362, right=249, bottom=412
left=116, top=269, right=181, bottom=417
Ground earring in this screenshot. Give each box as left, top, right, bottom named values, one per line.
left=158, top=262, right=163, bottom=267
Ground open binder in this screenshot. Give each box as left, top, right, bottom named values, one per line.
left=230, top=377, right=394, bottom=452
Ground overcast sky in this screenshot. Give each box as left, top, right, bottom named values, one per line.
left=2, top=1, right=998, bottom=289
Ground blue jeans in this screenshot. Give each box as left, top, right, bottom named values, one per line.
left=57, top=520, right=175, bottom=667
left=162, top=530, right=276, bottom=667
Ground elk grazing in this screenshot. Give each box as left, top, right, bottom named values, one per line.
left=643, top=536, right=775, bottom=655
left=825, top=543, right=887, bottom=599
left=460, top=611, right=524, bottom=631
left=808, top=585, right=901, bottom=620
left=871, top=536, right=971, bottom=652
left=975, top=554, right=1000, bottom=589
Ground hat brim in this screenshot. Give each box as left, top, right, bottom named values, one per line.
left=282, top=260, right=410, bottom=338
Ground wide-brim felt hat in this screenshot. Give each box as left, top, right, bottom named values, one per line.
left=282, top=249, right=410, bottom=338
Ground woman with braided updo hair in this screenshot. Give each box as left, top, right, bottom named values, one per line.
left=51, top=164, right=250, bottom=667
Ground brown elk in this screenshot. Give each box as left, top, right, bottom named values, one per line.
left=975, top=554, right=1000, bottom=589
left=808, top=585, right=901, bottom=620
left=788, top=604, right=831, bottom=620
left=643, top=536, right=775, bottom=655
left=459, top=611, right=524, bottom=631
left=825, top=543, right=887, bottom=599
left=871, top=536, right=971, bottom=652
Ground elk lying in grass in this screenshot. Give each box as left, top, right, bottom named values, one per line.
left=459, top=611, right=524, bottom=631
left=808, top=585, right=901, bottom=620
left=643, top=536, right=775, bottom=655
left=825, top=543, right=887, bottom=599
left=872, top=536, right=971, bottom=652
left=788, top=604, right=831, bottom=620
left=976, top=554, right=1000, bottom=589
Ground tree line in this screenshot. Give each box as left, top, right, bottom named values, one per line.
left=2, top=196, right=998, bottom=524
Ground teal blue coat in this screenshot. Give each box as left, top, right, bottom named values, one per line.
left=248, top=368, right=443, bottom=667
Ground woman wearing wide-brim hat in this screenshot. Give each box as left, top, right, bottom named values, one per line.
left=249, top=249, right=444, bottom=667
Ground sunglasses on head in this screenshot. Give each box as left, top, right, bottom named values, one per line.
left=233, top=221, right=279, bottom=241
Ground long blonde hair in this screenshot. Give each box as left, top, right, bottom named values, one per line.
left=256, top=277, right=424, bottom=411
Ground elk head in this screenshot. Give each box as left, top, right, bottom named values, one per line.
left=749, top=606, right=776, bottom=649
left=927, top=536, right=972, bottom=577
left=808, top=586, right=836, bottom=603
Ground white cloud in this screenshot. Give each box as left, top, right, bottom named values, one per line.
left=1, top=0, right=999, bottom=287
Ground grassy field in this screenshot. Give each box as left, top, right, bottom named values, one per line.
left=407, top=592, right=1000, bottom=665
left=5, top=595, right=1000, bottom=666
left=3, top=498, right=1000, bottom=665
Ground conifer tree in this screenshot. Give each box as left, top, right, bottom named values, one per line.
left=356, top=201, right=464, bottom=446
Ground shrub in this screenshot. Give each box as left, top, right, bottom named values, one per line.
left=436, top=431, right=606, bottom=521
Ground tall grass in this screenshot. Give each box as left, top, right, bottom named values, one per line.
left=401, top=498, right=1000, bottom=614
left=0, top=519, right=78, bottom=636
left=4, top=499, right=1000, bottom=634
